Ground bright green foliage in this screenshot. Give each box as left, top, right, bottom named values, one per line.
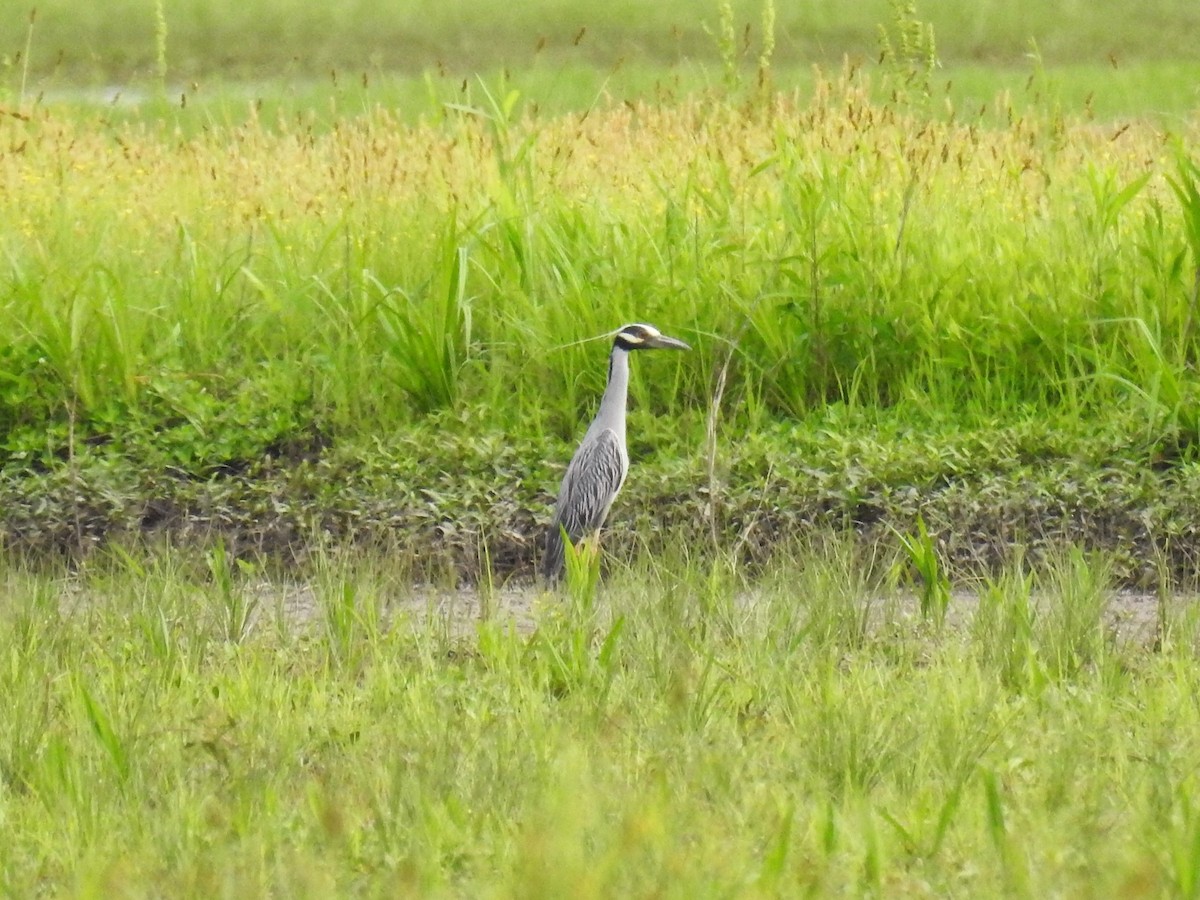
left=895, top=515, right=951, bottom=625
left=0, top=544, right=1194, bottom=895
left=1168, top=153, right=1200, bottom=358
left=561, top=529, right=603, bottom=608
left=0, top=3, right=1198, bottom=503
left=1, top=71, right=1198, bottom=462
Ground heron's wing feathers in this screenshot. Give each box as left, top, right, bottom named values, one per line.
left=540, top=428, right=627, bottom=580
left=555, top=428, right=627, bottom=538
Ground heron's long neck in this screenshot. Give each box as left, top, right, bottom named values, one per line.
left=590, top=345, right=629, bottom=438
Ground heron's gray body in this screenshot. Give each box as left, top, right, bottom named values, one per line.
left=540, top=324, right=689, bottom=582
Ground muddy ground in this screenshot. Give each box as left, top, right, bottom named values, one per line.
left=54, top=580, right=1178, bottom=648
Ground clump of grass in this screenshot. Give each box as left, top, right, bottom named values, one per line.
left=894, top=515, right=951, bottom=626
left=560, top=530, right=602, bottom=609
left=973, top=554, right=1042, bottom=691
left=972, top=547, right=1120, bottom=691
left=1169, top=151, right=1200, bottom=359
left=1038, top=546, right=1116, bottom=680
left=205, top=539, right=258, bottom=643
left=759, top=534, right=881, bottom=653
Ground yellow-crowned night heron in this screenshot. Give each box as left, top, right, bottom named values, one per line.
left=540, top=323, right=691, bottom=581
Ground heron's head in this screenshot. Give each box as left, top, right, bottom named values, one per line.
left=612, top=323, right=691, bottom=352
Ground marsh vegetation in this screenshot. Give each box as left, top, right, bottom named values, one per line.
left=3, top=0, right=1200, bottom=894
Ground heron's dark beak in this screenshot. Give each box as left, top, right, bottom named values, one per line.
left=648, top=334, right=691, bottom=351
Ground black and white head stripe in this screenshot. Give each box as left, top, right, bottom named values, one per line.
left=611, top=323, right=691, bottom=353
left=612, top=323, right=664, bottom=350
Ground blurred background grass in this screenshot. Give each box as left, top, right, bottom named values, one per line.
left=11, top=0, right=1200, bottom=78
left=6, top=0, right=1200, bottom=121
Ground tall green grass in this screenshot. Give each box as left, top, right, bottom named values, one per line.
left=2, top=67, right=1198, bottom=467
left=0, top=542, right=1195, bottom=894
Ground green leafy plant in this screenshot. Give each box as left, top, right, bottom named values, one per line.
left=1168, top=152, right=1200, bottom=357
left=894, top=515, right=951, bottom=625
left=560, top=528, right=601, bottom=610
left=154, top=0, right=168, bottom=98
left=205, top=539, right=258, bottom=643
left=1037, top=547, right=1114, bottom=681
left=972, top=557, right=1045, bottom=693
left=373, top=229, right=473, bottom=414
left=705, top=0, right=776, bottom=94
left=877, top=0, right=939, bottom=108
left=76, top=676, right=131, bottom=786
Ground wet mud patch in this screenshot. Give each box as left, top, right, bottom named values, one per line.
left=7, top=420, right=1200, bottom=589
left=50, top=576, right=1186, bottom=650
